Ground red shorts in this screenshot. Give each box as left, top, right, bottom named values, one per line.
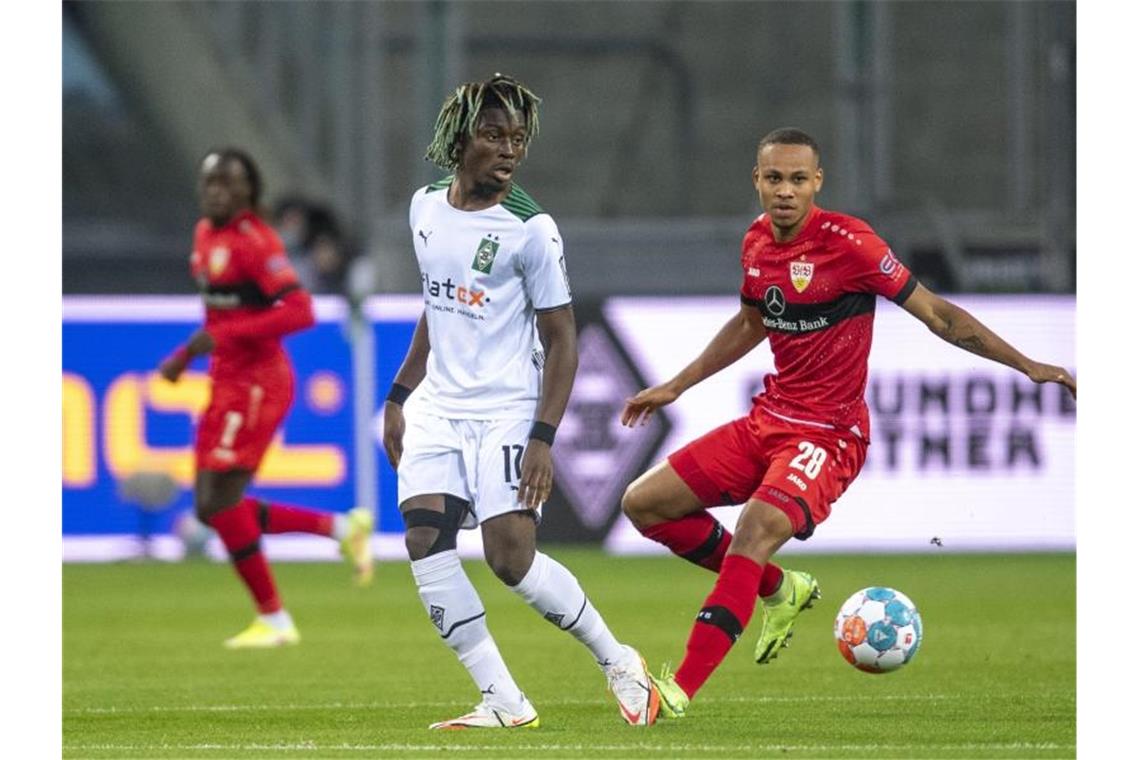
left=667, top=407, right=867, bottom=540
left=195, top=374, right=294, bottom=472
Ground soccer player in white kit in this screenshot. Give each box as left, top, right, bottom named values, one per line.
left=381, top=74, right=661, bottom=729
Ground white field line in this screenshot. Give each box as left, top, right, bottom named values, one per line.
left=63, top=742, right=1077, bottom=753
left=66, top=693, right=966, bottom=715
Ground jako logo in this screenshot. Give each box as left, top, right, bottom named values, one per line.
left=422, top=273, right=487, bottom=307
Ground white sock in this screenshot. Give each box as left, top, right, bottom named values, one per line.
left=331, top=514, right=349, bottom=541
left=259, top=609, right=294, bottom=631
left=411, top=550, right=525, bottom=707
left=511, top=552, right=626, bottom=667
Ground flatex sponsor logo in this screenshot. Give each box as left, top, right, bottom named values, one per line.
left=421, top=272, right=487, bottom=319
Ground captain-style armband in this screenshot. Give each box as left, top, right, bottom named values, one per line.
left=529, top=421, right=557, bottom=446
left=386, top=383, right=413, bottom=407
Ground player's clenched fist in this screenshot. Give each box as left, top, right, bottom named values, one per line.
left=157, top=352, right=188, bottom=383
left=1025, top=361, right=1076, bottom=400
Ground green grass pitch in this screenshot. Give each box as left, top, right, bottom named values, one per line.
left=64, top=550, right=1074, bottom=758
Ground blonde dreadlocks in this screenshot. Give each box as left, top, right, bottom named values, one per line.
left=424, top=73, right=541, bottom=170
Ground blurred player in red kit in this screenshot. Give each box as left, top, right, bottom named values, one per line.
left=158, top=148, right=374, bottom=648
left=619, top=128, right=1077, bottom=718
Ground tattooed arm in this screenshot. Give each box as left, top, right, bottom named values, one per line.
left=900, top=282, right=1076, bottom=398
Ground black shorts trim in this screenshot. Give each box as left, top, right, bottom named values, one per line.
left=792, top=496, right=815, bottom=541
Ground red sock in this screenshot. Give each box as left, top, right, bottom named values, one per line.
left=248, top=497, right=334, bottom=537
left=641, top=513, right=784, bottom=597
left=758, top=563, right=784, bottom=598
left=209, top=500, right=281, bottom=614
left=674, top=554, right=763, bottom=698
left=642, top=512, right=730, bottom=571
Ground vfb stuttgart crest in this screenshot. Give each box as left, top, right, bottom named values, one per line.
left=790, top=260, right=814, bottom=293
left=208, top=246, right=231, bottom=277
left=471, top=236, right=500, bottom=274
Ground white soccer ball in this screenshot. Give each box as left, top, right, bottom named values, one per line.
left=173, top=509, right=214, bottom=559
left=834, top=586, right=923, bottom=673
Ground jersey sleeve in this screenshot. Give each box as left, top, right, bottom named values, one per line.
left=236, top=220, right=302, bottom=300
left=739, top=224, right=765, bottom=308
left=842, top=219, right=917, bottom=305
left=519, top=215, right=572, bottom=311
left=408, top=186, right=427, bottom=234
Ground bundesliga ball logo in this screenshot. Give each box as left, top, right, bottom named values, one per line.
left=834, top=587, right=923, bottom=673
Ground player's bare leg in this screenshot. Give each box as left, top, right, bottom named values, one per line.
left=622, top=461, right=789, bottom=600
left=484, top=512, right=660, bottom=726
left=401, top=494, right=536, bottom=729
left=650, top=499, right=811, bottom=719
left=196, top=470, right=299, bottom=648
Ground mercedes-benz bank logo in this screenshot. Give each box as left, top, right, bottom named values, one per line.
left=764, top=285, right=786, bottom=315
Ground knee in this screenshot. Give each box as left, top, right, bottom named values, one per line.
left=486, top=543, right=534, bottom=587
left=404, top=526, right=439, bottom=562
left=402, top=501, right=464, bottom=561
left=620, top=482, right=653, bottom=530
left=194, top=493, right=223, bottom=524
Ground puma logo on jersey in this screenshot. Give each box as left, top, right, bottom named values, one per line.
left=418, top=229, right=433, bottom=245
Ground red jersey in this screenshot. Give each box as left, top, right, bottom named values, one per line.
left=740, top=205, right=916, bottom=438
left=190, top=210, right=311, bottom=383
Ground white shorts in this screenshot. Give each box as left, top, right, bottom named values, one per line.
left=397, top=411, right=542, bottom=529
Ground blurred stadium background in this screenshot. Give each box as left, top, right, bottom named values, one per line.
left=61, top=0, right=1075, bottom=560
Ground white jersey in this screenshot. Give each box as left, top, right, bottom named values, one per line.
left=407, top=177, right=573, bottom=419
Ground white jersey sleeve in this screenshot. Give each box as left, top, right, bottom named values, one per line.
left=519, top=214, right=572, bottom=311
left=408, top=185, right=428, bottom=234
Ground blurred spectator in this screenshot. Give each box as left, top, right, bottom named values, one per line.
left=272, top=198, right=360, bottom=297
left=273, top=196, right=311, bottom=263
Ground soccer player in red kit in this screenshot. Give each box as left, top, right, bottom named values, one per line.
left=157, top=148, right=375, bottom=649
left=619, top=129, right=1077, bottom=717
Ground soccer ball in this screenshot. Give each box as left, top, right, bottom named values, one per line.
left=834, top=587, right=923, bottom=673
left=173, top=509, right=214, bottom=559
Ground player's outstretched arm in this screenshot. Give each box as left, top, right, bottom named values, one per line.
left=157, top=329, right=216, bottom=383
left=901, top=282, right=1076, bottom=399
left=383, top=312, right=431, bottom=469
left=207, top=288, right=316, bottom=343
left=517, top=305, right=578, bottom=509
left=621, top=302, right=768, bottom=427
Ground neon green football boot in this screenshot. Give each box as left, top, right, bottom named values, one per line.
left=223, top=618, right=300, bottom=649
left=340, top=507, right=375, bottom=588
left=647, top=665, right=690, bottom=719
left=754, top=569, right=821, bottom=664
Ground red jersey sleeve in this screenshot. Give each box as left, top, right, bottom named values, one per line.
left=739, top=220, right=766, bottom=306
left=235, top=218, right=301, bottom=299
left=841, top=217, right=917, bottom=305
